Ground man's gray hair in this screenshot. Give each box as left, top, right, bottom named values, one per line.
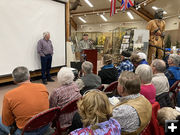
left=43, top=32, right=50, bottom=38
left=152, top=59, right=166, bottom=73
left=135, top=64, right=153, bottom=84
left=169, top=54, right=180, bottom=66
left=82, top=61, right=93, bottom=74
left=12, top=66, right=30, bottom=83
left=57, top=67, right=74, bottom=85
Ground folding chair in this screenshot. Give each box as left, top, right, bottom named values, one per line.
left=140, top=102, right=164, bottom=135
left=21, top=107, right=60, bottom=135
left=169, top=80, right=180, bottom=107
left=104, top=81, right=118, bottom=92
left=97, top=85, right=105, bottom=91
left=55, top=98, right=79, bottom=135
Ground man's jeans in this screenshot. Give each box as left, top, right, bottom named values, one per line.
left=0, top=117, right=49, bottom=135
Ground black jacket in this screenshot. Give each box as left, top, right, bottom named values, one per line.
left=98, top=67, right=118, bottom=84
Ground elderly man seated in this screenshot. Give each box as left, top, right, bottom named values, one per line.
left=165, top=54, right=180, bottom=87
left=151, top=59, right=172, bottom=108
left=0, top=66, right=49, bottom=135
left=112, top=71, right=152, bottom=134
left=75, top=61, right=101, bottom=95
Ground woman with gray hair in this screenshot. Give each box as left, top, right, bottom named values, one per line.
left=135, top=64, right=156, bottom=104
left=49, top=67, right=81, bottom=128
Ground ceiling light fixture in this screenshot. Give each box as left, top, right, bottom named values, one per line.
left=84, top=0, right=94, bottom=7
left=152, top=6, right=158, bottom=10
left=127, top=11, right=134, bottom=20
left=163, top=11, right=167, bottom=15
left=78, top=17, right=87, bottom=23
left=100, top=15, right=108, bottom=22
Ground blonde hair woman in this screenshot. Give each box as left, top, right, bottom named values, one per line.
left=70, top=90, right=121, bottom=135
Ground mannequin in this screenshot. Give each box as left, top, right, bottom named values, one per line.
left=147, top=9, right=165, bottom=64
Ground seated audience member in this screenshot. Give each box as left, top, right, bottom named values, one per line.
left=0, top=66, right=49, bottom=135
left=113, top=71, right=152, bottom=134
left=165, top=54, right=180, bottom=87
left=135, top=64, right=156, bottom=104
left=69, top=90, right=121, bottom=135
left=116, top=50, right=134, bottom=77
left=130, top=53, right=148, bottom=70
left=163, top=50, right=173, bottom=68
left=151, top=59, right=172, bottom=108
left=75, top=61, right=101, bottom=95
left=98, top=54, right=118, bottom=84
left=137, top=52, right=148, bottom=64
left=157, top=107, right=180, bottom=127
left=49, top=67, right=81, bottom=128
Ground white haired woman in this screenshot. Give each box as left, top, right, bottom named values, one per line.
left=135, top=64, right=156, bottom=104
left=49, top=67, right=81, bottom=128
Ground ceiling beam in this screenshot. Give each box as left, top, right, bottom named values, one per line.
left=118, top=0, right=156, bottom=21
left=71, top=8, right=111, bottom=16
left=70, top=17, right=78, bottom=31
left=130, top=7, right=151, bottom=21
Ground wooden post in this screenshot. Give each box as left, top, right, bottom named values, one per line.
left=66, top=1, right=70, bottom=41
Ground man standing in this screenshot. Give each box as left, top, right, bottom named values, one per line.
left=147, top=8, right=165, bottom=64
left=0, top=66, right=49, bottom=135
left=37, top=32, right=54, bottom=84
left=79, top=33, right=93, bottom=52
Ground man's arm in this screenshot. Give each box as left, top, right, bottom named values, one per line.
left=2, top=96, right=15, bottom=126
left=37, top=40, right=45, bottom=56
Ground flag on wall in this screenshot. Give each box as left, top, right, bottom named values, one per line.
left=110, top=0, right=116, bottom=16
left=120, top=0, right=134, bottom=11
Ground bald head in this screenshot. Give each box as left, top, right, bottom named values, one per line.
left=151, top=59, right=166, bottom=73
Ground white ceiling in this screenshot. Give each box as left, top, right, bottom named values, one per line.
left=70, top=0, right=180, bottom=24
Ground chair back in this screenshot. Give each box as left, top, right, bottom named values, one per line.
left=97, top=85, right=104, bottom=91
left=104, top=81, right=118, bottom=92
left=55, top=98, right=80, bottom=134
left=21, top=107, right=60, bottom=135
left=60, top=98, right=79, bottom=114
left=140, top=102, right=163, bottom=135
left=169, top=80, right=180, bottom=107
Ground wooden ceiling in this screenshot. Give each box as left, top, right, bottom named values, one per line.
left=70, top=0, right=180, bottom=28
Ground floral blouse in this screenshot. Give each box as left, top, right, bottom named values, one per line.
left=70, top=118, right=121, bottom=135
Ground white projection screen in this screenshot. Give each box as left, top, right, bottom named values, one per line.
left=0, top=0, right=66, bottom=76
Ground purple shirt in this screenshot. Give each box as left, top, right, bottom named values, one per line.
left=37, top=38, right=53, bottom=56
left=70, top=118, right=121, bottom=135
left=140, top=84, right=156, bottom=104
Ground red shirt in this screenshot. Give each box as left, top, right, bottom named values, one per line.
left=140, top=84, right=156, bottom=104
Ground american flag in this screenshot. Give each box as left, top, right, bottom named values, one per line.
left=110, top=0, right=116, bottom=16
left=120, top=0, right=134, bottom=11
